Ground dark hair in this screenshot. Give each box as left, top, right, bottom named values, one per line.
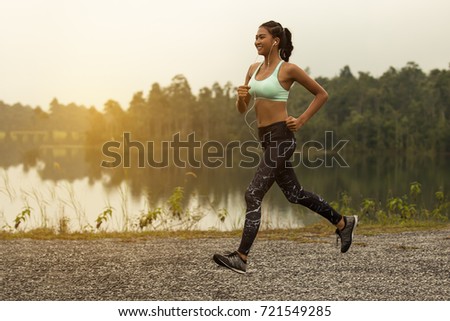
left=260, top=20, right=294, bottom=62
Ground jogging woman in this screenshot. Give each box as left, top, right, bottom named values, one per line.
left=213, top=21, right=357, bottom=274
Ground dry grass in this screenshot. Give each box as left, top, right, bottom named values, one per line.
left=1, top=221, right=448, bottom=241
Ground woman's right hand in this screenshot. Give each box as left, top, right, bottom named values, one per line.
left=237, top=85, right=251, bottom=101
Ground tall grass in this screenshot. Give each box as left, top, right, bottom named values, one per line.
left=331, top=182, right=449, bottom=225
left=60, top=182, right=88, bottom=230
left=0, top=171, right=448, bottom=236
left=0, top=171, right=16, bottom=201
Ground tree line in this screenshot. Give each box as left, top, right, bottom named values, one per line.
left=1, top=62, right=449, bottom=153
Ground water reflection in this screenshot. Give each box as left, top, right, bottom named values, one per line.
left=0, top=143, right=448, bottom=232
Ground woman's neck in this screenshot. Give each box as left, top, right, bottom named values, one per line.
left=263, top=50, right=281, bottom=67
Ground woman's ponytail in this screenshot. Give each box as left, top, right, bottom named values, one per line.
left=280, top=28, right=293, bottom=62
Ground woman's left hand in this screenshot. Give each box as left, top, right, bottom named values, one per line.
left=285, top=116, right=304, bottom=132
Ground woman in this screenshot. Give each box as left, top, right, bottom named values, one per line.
left=213, top=21, right=357, bottom=274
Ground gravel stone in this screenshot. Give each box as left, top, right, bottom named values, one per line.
left=1, top=229, right=449, bottom=300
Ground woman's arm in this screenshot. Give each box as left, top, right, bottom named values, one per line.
left=236, top=85, right=251, bottom=114
left=236, top=64, right=257, bottom=114
left=284, top=63, right=329, bottom=131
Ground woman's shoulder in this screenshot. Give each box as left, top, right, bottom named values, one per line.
left=281, top=61, right=301, bottom=72
left=248, top=62, right=261, bottom=75
left=280, top=61, right=306, bottom=77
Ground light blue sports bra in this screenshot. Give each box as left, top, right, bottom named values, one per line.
left=248, top=60, right=289, bottom=102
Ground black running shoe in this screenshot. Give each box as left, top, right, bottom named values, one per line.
left=335, top=215, right=358, bottom=253
left=213, top=251, right=247, bottom=274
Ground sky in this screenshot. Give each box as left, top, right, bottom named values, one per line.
left=0, top=0, right=449, bottom=110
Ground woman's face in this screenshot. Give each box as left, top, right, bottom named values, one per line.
left=254, top=27, right=275, bottom=55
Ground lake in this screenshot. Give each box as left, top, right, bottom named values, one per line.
left=0, top=144, right=448, bottom=232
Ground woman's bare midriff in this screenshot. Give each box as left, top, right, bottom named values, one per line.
left=254, top=99, right=289, bottom=127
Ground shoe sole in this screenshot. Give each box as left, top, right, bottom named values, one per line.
left=342, top=215, right=358, bottom=253
left=213, top=254, right=246, bottom=274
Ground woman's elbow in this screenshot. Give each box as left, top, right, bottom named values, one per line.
left=313, top=90, right=328, bottom=104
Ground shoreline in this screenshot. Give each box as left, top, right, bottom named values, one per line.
left=1, top=221, right=448, bottom=240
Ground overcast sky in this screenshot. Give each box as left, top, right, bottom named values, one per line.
left=0, top=0, right=449, bottom=110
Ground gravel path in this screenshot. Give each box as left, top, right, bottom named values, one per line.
left=1, top=229, right=449, bottom=301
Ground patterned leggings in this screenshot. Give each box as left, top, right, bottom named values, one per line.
left=238, top=121, right=342, bottom=255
